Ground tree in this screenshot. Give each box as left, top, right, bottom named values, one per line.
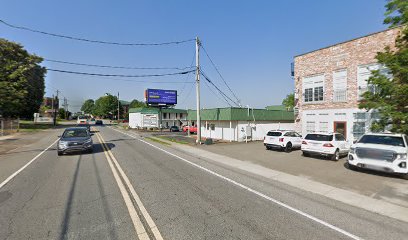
left=93, top=94, right=122, bottom=118
left=359, top=0, right=408, bottom=134
left=81, top=99, right=95, bottom=114
left=281, top=93, right=295, bottom=110
left=129, top=99, right=146, bottom=108
left=0, top=38, right=46, bottom=118
left=58, top=108, right=66, bottom=120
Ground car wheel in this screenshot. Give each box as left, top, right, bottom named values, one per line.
left=302, top=151, right=309, bottom=157
left=58, top=151, right=63, bottom=156
left=331, top=149, right=340, bottom=161
left=265, top=146, right=271, bottom=150
left=285, top=143, right=292, bottom=153
left=88, top=148, right=93, bottom=154
left=402, top=173, right=408, bottom=180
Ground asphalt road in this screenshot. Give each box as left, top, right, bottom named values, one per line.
left=1, top=125, right=408, bottom=240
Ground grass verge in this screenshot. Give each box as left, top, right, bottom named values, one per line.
left=156, top=135, right=189, bottom=145
left=145, top=137, right=171, bottom=146
left=19, top=121, right=55, bottom=132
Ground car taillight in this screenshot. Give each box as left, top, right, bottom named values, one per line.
left=302, top=141, right=307, bottom=145
left=323, top=143, right=334, bottom=147
left=279, top=138, right=284, bottom=142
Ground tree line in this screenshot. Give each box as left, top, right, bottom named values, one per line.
left=81, top=96, right=146, bottom=119
left=0, top=39, right=46, bottom=119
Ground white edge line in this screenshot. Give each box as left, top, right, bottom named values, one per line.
left=0, top=138, right=59, bottom=189
left=109, top=126, right=362, bottom=240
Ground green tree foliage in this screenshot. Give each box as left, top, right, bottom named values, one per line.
left=0, top=39, right=46, bottom=118
left=129, top=99, right=146, bottom=108
left=281, top=93, right=295, bottom=110
left=359, top=0, right=408, bottom=134
left=81, top=99, right=95, bottom=114
left=93, top=94, right=122, bottom=118
left=58, top=108, right=66, bottom=119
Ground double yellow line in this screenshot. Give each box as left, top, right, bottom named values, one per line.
left=95, top=132, right=163, bottom=240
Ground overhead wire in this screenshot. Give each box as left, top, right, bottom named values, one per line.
left=200, top=43, right=241, bottom=105
left=46, top=68, right=195, bottom=78
left=44, top=59, right=194, bottom=70
left=203, top=80, right=232, bottom=107
left=200, top=69, right=239, bottom=107
left=0, top=19, right=195, bottom=46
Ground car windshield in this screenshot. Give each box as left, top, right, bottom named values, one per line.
left=267, top=132, right=282, bottom=136
left=358, top=135, right=405, bottom=147
left=305, top=134, right=333, bottom=141
left=63, top=129, right=89, bottom=138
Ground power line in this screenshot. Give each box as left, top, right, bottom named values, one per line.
left=44, top=59, right=195, bottom=70
left=46, top=68, right=195, bottom=78
left=0, top=19, right=195, bottom=46
left=200, top=43, right=241, bottom=105
left=203, top=80, right=232, bottom=107
left=200, top=69, right=239, bottom=107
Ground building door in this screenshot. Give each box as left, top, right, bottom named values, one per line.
left=334, top=121, right=347, bottom=139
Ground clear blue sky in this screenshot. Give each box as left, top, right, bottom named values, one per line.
left=0, top=0, right=388, bottom=112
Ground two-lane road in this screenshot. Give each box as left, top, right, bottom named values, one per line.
left=1, top=125, right=407, bottom=239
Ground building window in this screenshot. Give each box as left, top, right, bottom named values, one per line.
left=353, top=122, right=366, bottom=139
left=210, top=124, right=215, bottom=130
left=319, top=122, right=328, bottom=133
left=179, top=113, right=183, bottom=119
left=357, top=64, right=389, bottom=100
left=163, top=113, right=167, bottom=119
left=314, top=86, right=324, bottom=101
left=306, top=121, right=315, bottom=133
left=303, top=74, right=324, bottom=103
left=304, top=88, right=313, bottom=102
left=333, top=69, right=348, bottom=102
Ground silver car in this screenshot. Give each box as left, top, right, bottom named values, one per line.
left=58, top=127, right=93, bottom=156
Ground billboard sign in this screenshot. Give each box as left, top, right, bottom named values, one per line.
left=145, top=89, right=177, bottom=105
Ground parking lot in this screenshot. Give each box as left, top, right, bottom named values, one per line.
left=199, top=141, right=408, bottom=208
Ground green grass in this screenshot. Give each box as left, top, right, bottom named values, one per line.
left=156, top=135, right=189, bottom=145
left=145, top=137, right=171, bottom=146
left=19, top=121, right=55, bottom=132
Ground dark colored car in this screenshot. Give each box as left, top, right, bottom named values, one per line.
left=95, top=120, right=103, bottom=125
left=58, top=127, right=93, bottom=155
left=169, top=126, right=180, bottom=132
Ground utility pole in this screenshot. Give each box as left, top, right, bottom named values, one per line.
left=53, top=90, right=59, bottom=126
left=195, top=37, right=201, bottom=144
left=117, top=92, right=120, bottom=124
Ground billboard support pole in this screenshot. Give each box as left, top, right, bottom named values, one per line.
left=195, top=37, right=201, bottom=144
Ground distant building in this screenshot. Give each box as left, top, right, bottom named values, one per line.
left=129, top=108, right=187, bottom=128
left=40, top=97, right=59, bottom=117
left=293, top=27, right=401, bottom=142
left=120, top=100, right=131, bottom=119
left=187, top=107, right=294, bottom=142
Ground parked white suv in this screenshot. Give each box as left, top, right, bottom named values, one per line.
left=264, top=130, right=302, bottom=152
left=348, top=133, right=408, bottom=179
left=301, top=133, right=350, bottom=161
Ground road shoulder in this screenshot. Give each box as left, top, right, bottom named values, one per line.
left=131, top=130, right=408, bottom=223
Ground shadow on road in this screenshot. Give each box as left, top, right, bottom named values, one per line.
left=59, top=155, right=82, bottom=240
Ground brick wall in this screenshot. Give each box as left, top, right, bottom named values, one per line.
left=293, top=27, right=401, bottom=131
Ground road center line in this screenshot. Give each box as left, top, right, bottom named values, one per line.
left=95, top=133, right=150, bottom=240
left=109, top=126, right=362, bottom=240
left=0, top=138, right=59, bottom=189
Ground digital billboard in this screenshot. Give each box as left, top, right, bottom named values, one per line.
left=145, top=89, right=177, bottom=105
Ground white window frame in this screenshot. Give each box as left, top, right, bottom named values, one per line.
left=302, top=74, right=325, bottom=103
left=306, top=121, right=316, bottom=133
left=332, top=69, right=348, bottom=102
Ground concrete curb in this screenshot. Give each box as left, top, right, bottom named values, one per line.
left=147, top=135, right=408, bottom=223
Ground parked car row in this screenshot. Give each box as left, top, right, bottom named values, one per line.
left=263, top=130, right=408, bottom=179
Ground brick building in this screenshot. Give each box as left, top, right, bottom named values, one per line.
left=293, top=27, right=401, bottom=142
